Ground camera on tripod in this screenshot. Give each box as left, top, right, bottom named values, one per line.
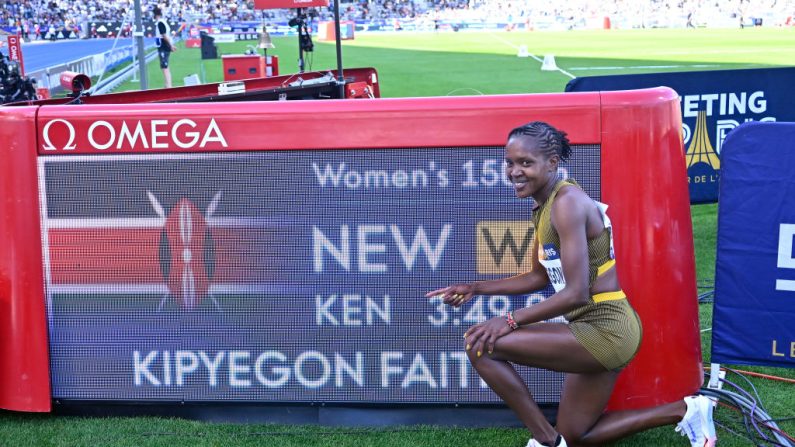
left=0, top=53, right=39, bottom=104
left=288, top=9, right=314, bottom=72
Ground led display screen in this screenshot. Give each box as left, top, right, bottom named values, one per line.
left=41, top=145, right=599, bottom=402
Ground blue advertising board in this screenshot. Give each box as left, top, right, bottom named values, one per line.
left=712, top=122, right=795, bottom=368
left=41, top=145, right=600, bottom=403
left=566, top=67, right=795, bottom=203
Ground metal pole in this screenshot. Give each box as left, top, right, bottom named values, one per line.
left=131, top=44, right=138, bottom=81
left=133, top=0, right=148, bottom=90
left=297, top=8, right=305, bottom=73
left=333, top=0, right=344, bottom=98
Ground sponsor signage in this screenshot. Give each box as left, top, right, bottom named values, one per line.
left=210, top=33, right=237, bottom=43
left=6, top=33, right=24, bottom=75
left=87, top=21, right=180, bottom=38
left=712, top=122, right=795, bottom=368
left=40, top=118, right=228, bottom=152
left=254, top=0, right=329, bottom=9
left=565, top=67, right=795, bottom=203
left=41, top=144, right=600, bottom=402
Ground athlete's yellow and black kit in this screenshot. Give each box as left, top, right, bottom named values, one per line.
left=531, top=179, right=642, bottom=371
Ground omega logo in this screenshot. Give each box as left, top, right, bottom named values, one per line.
left=41, top=118, right=228, bottom=151
left=42, top=118, right=77, bottom=151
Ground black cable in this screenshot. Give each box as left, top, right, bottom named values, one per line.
left=698, top=290, right=714, bottom=303
left=724, top=367, right=767, bottom=412
left=717, top=396, right=779, bottom=447
left=716, top=420, right=766, bottom=446
left=723, top=376, right=779, bottom=445
left=697, top=279, right=714, bottom=302
left=762, top=417, right=795, bottom=423
left=728, top=391, right=758, bottom=444
left=726, top=414, right=784, bottom=447
left=64, top=89, right=86, bottom=105
left=700, top=384, right=759, bottom=444
left=718, top=378, right=767, bottom=442
left=701, top=384, right=793, bottom=446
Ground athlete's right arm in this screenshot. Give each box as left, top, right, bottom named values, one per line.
left=425, top=238, right=550, bottom=307
left=472, top=268, right=549, bottom=296
left=471, top=237, right=550, bottom=296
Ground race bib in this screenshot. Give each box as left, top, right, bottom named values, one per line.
left=538, top=243, right=566, bottom=293
left=595, top=201, right=616, bottom=260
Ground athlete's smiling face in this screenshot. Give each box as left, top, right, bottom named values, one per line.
left=504, top=135, right=558, bottom=200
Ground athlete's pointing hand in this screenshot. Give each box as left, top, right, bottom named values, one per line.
left=425, top=283, right=476, bottom=307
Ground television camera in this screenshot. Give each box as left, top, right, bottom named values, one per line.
left=0, top=53, right=38, bottom=104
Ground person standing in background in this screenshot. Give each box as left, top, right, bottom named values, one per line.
left=153, top=6, right=176, bottom=88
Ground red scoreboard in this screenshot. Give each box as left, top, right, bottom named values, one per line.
left=0, top=88, right=702, bottom=418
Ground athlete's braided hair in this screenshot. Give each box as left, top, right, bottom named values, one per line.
left=508, top=121, right=572, bottom=162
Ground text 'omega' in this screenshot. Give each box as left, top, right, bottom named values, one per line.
left=41, top=118, right=228, bottom=151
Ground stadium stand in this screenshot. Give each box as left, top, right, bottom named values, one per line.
left=1, top=0, right=794, bottom=40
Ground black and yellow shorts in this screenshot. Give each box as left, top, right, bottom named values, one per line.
left=567, top=292, right=643, bottom=371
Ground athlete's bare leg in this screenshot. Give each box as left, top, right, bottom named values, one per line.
left=468, top=323, right=687, bottom=446
left=559, top=374, right=686, bottom=446
left=468, top=323, right=608, bottom=446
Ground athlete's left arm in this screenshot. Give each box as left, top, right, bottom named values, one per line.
left=511, top=190, right=591, bottom=325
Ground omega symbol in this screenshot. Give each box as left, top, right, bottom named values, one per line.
left=42, top=119, right=77, bottom=151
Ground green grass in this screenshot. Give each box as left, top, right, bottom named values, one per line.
left=0, top=419, right=530, bottom=447
left=129, top=27, right=795, bottom=95
left=6, top=27, right=794, bottom=446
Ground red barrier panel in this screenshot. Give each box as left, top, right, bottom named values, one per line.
left=0, top=107, right=51, bottom=412
left=601, top=89, right=703, bottom=409
left=0, top=88, right=701, bottom=413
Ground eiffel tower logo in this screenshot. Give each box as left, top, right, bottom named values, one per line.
left=685, top=110, right=721, bottom=170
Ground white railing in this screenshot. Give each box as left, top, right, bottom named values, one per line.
left=27, top=42, right=155, bottom=93
left=92, top=49, right=158, bottom=95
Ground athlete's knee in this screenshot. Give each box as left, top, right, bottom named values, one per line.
left=558, top=432, right=585, bottom=447
left=465, top=341, right=491, bottom=366
left=465, top=342, right=478, bottom=364
left=556, top=423, right=586, bottom=446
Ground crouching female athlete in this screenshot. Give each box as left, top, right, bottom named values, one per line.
left=426, top=121, right=716, bottom=447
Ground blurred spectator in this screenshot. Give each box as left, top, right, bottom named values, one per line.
left=153, top=6, right=176, bottom=88
left=0, top=0, right=794, bottom=39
